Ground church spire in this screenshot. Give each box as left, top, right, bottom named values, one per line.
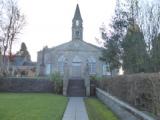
left=72, top=4, right=83, bottom=41
left=73, top=4, right=82, bottom=21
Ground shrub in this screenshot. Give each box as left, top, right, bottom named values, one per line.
left=90, top=75, right=101, bottom=81
left=90, top=75, right=108, bottom=81
left=50, top=72, right=63, bottom=94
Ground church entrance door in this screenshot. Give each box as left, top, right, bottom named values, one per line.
left=72, top=62, right=81, bottom=78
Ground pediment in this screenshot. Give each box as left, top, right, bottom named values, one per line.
left=50, top=40, right=102, bottom=52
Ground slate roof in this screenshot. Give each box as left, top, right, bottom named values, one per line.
left=2, top=55, right=36, bottom=67
left=22, top=61, right=36, bottom=66
left=13, top=56, right=25, bottom=66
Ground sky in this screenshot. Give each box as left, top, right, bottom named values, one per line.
left=15, top=0, right=116, bottom=61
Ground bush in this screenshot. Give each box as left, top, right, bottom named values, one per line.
left=50, top=72, right=63, bottom=94
left=90, top=75, right=102, bottom=81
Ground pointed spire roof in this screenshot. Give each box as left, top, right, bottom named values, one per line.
left=73, top=4, right=83, bottom=21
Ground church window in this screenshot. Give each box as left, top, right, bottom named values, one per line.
left=76, top=31, right=79, bottom=37
left=58, top=56, right=65, bottom=74
left=44, top=53, right=51, bottom=64
left=103, top=64, right=111, bottom=75
left=89, top=63, right=96, bottom=74
left=88, top=57, right=96, bottom=75
left=45, top=64, right=51, bottom=75
left=76, top=20, right=79, bottom=26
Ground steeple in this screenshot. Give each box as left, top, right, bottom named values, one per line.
left=72, top=4, right=83, bottom=41
left=73, top=4, right=82, bottom=21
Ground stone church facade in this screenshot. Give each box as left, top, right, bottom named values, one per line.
left=37, top=4, right=110, bottom=95
left=37, top=4, right=110, bottom=78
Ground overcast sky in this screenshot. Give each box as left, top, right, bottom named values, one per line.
left=16, top=0, right=116, bottom=61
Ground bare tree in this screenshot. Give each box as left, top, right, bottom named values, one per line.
left=138, top=1, right=160, bottom=53
left=0, top=0, right=25, bottom=65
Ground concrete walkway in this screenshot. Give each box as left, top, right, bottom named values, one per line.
left=62, top=97, right=89, bottom=120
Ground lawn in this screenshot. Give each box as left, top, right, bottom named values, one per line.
left=0, top=93, right=68, bottom=120
left=85, top=98, right=119, bottom=120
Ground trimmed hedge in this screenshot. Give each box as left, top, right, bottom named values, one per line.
left=94, top=73, right=160, bottom=117
left=0, top=77, right=54, bottom=93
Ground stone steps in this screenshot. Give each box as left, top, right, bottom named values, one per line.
left=67, top=79, right=86, bottom=97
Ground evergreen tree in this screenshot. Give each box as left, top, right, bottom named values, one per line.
left=101, top=34, right=121, bottom=76
left=101, top=0, right=160, bottom=74
left=100, top=0, right=127, bottom=75
left=119, top=0, right=150, bottom=74
left=122, top=21, right=148, bottom=73
left=17, top=42, right=30, bottom=61
left=151, top=34, right=160, bottom=72
left=20, top=42, right=27, bottom=52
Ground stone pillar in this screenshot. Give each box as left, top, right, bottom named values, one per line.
left=38, top=47, right=46, bottom=76
left=63, top=60, right=69, bottom=96
left=63, top=79, right=68, bottom=96
left=85, top=62, right=90, bottom=96
left=86, top=74, right=90, bottom=96
left=39, top=64, right=45, bottom=76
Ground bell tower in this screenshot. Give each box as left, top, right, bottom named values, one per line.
left=72, top=4, right=83, bottom=41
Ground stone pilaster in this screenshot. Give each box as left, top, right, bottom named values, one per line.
left=63, top=60, right=69, bottom=96
left=85, top=62, right=90, bottom=96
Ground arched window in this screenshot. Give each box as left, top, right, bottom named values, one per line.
left=58, top=56, right=65, bottom=74
left=76, top=20, right=79, bottom=26
left=88, top=57, right=96, bottom=75
left=45, top=53, right=51, bottom=75
left=76, top=31, right=79, bottom=37
left=45, top=64, right=51, bottom=75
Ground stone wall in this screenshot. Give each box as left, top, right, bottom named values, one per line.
left=0, top=77, right=54, bottom=93
left=96, top=88, right=155, bottom=120
left=95, top=73, right=160, bottom=117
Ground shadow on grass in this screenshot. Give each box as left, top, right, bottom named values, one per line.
left=84, top=97, right=119, bottom=120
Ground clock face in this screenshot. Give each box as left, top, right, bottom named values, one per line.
left=76, top=20, right=79, bottom=26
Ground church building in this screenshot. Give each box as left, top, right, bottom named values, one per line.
left=37, top=4, right=110, bottom=78
left=37, top=4, right=110, bottom=88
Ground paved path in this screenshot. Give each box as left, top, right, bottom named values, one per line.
left=62, top=97, right=89, bottom=120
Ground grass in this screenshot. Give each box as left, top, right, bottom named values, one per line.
left=0, top=93, right=68, bottom=120
left=85, top=98, right=119, bottom=120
